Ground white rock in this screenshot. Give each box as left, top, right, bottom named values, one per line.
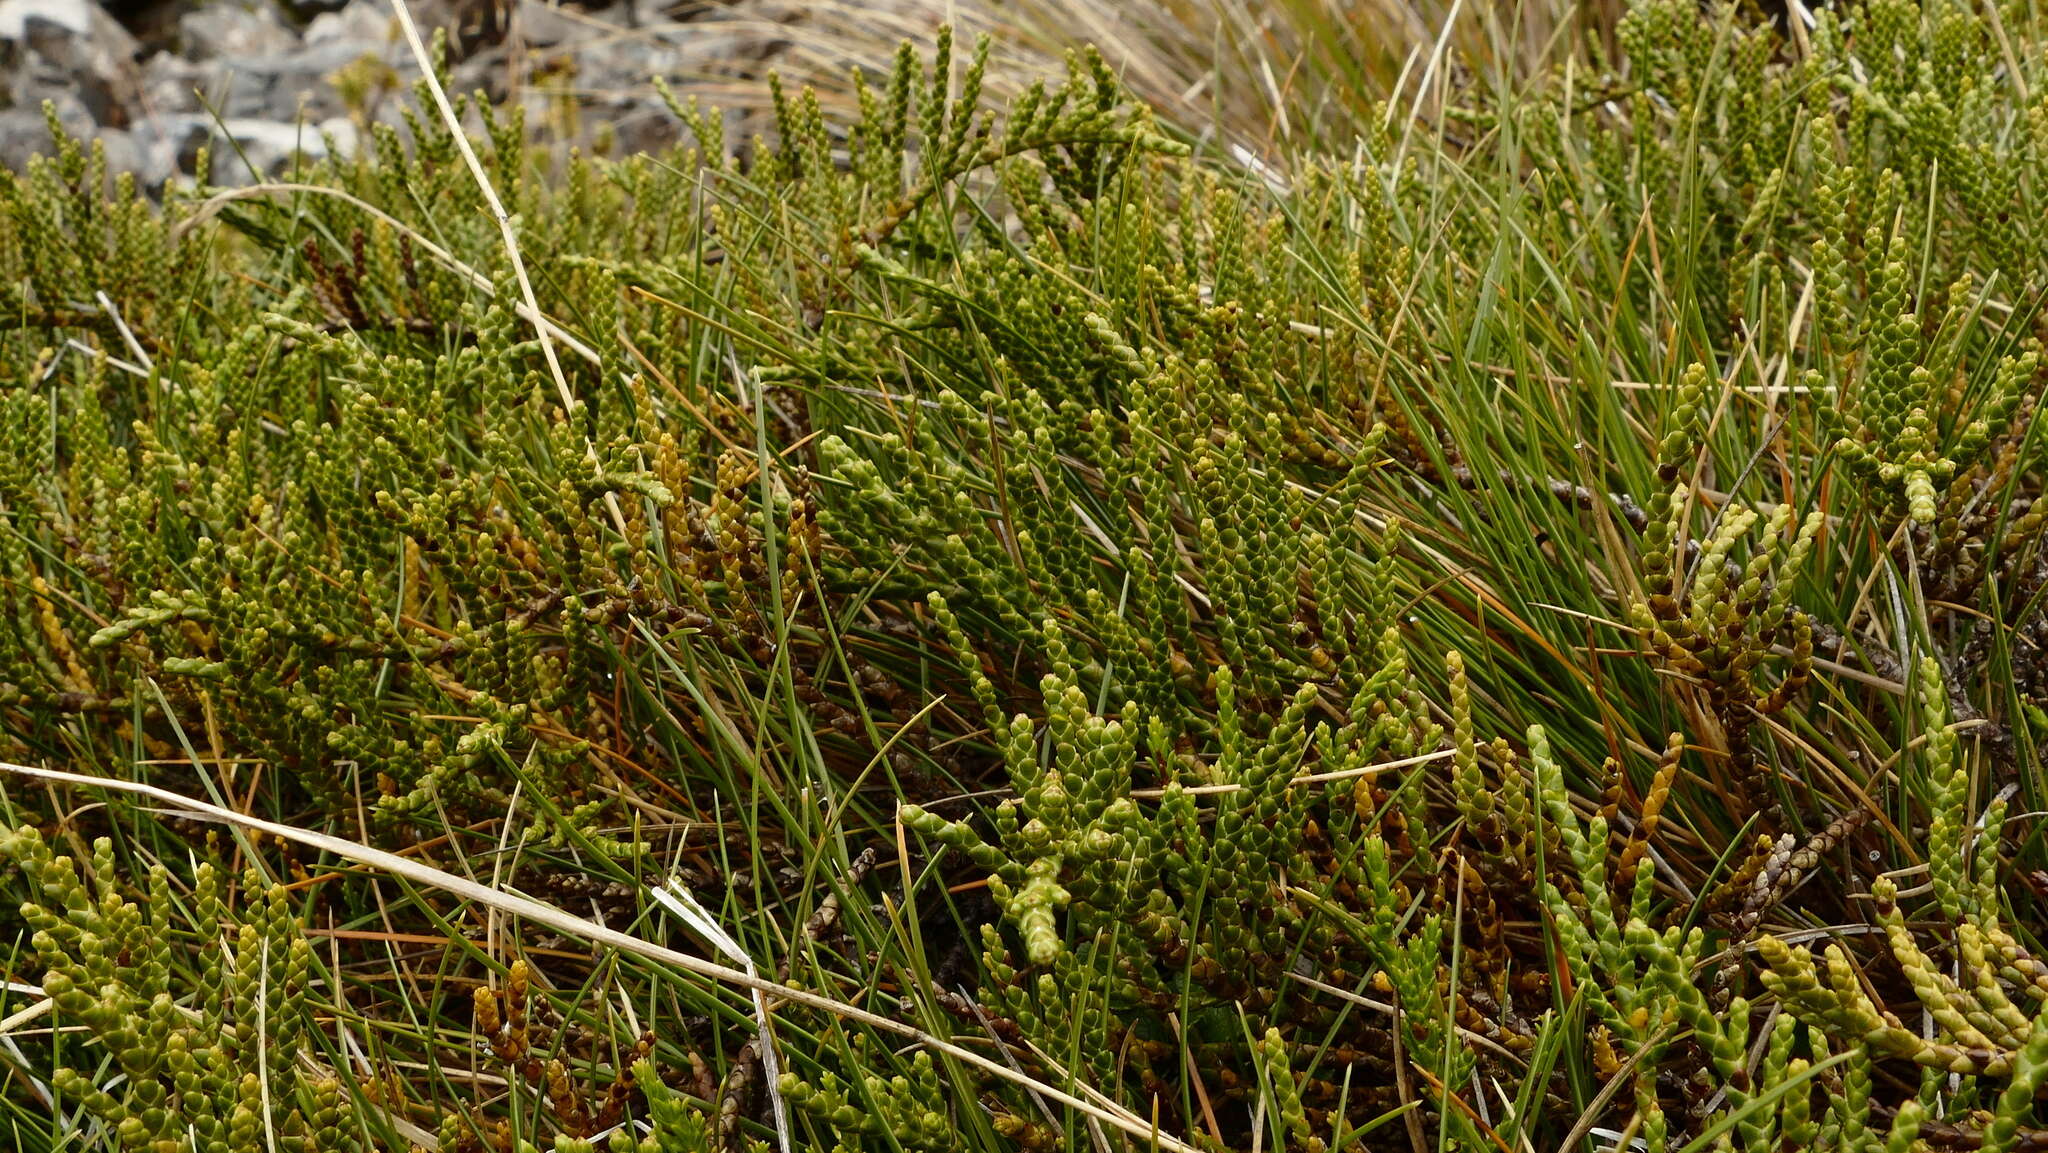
left=178, top=0, right=298, bottom=62
left=173, top=113, right=365, bottom=184
left=304, top=0, right=392, bottom=48
left=0, top=0, right=94, bottom=39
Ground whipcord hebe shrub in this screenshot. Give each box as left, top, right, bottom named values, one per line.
left=2, top=3, right=2048, bottom=1149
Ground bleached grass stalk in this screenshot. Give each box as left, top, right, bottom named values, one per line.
left=175, top=183, right=603, bottom=364
left=0, top=760, right=1203, bottom=1153
left=0, top=996, right=52, bottom=1034
left=384, top=0, right=634, bottom=537
left=1393, top=0, right=1466, bottom=172
left=0, top=1031, right=50, bottom=1110
left=385, top=0, right=576, bottom=418
left=1127, top=746, right=1455, bottom=798
left=257, top=938, right=277, bottom=1153
left=650, top=880, right=793, bottom=1153
left=63, top=339, right=149, bottom=380
left=94, top=290, right=153, bottom=373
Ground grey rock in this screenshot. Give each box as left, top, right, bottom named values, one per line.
left=509, top=0, right=595, bottom=47
left=139, top=50, right=296, bottom=121
left=138, top=48, right=215, bottom=116
left=92, top=125, right=146, bottom=183
left=0, top=104, right=69, bottom=170
left=303, top=0, right=391, bottom=50
left=172, top=113, right=361, bottom=184
left=0, top=0, right=125, bottom=42
left=176, top=0, right=296, bottom=61
left=0, top=0, right=760, bottom=183
left=0, top=107, right=163, bottom=190
left=0, top=0, right=142, bottom=125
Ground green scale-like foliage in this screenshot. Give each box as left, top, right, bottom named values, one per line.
left=0, top=825, right=349, bottom=1153
left=1, top=3, right=2048, bottom=1153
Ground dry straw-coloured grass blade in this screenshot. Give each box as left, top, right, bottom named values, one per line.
left=0, top=760, right=1198, bottom=1153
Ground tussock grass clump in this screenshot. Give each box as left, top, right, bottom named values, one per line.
left=0, top=3, right=2046, bottom=1151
